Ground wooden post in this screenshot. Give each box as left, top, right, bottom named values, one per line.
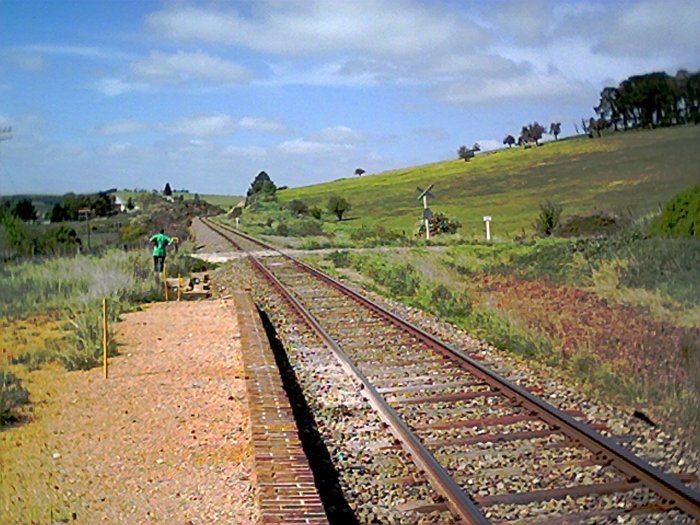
left=163, top=263, right=168, bottom=301
left=102, top=298, right=108, bottom=379
left=177, top=273, right=182, bottom=302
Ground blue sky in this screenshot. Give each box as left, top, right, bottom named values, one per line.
left=1, top=0, right=698, bottom=196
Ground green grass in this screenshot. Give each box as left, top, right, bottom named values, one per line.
left=116, top=191, right=243, bottom=210
left=273, top=126, right=700, bottom=238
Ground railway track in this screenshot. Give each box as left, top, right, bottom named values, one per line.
left=200, top=217, right=700, bottom=524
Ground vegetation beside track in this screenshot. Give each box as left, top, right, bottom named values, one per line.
left=219, top=127, right=700, bottom=441
left=0, top=193, right=219, bottom=426
left=307, top=229, right=700, bottom=441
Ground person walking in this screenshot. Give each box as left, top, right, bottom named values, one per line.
left=150, top=229, right=173, bottom=274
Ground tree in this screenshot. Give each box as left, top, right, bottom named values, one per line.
left=457, top=143, right=480, bottom=161
left=522, top=122, right=545, bottom=145
left=327, top=195, right=351, bottom=221
left=549, top=122, right=561, bottom=140
left=50, top=202, right=70, bottom=223
left=354, top=168, right=365, bottom=177
left=503, top=134, right=516, bottom=148
left=534, top=201, right=562, bottom=236
left=163, top=182, right=172, bottom=196
left=246, top=171, right=277, bottom=205
left=12, top=198, right=37, bottom=222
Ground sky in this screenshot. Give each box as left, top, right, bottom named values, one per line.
left=1, top=0, right=698, bottom=197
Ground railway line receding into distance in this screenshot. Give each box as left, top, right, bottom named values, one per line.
left=198, top=216, right=700, bottom=525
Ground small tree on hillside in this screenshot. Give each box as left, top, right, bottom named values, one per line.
left=534, top=201, right=562, bottom=236
left=163, top=182, right=172, bottom=196
left=246, top=171, right=277, bottom=206
left=549, top=122, right=561, bottom=140
left=355, top=168, right=366, bottom=176
left=520, top=122, right=545, bottom=146
left=457, top=143, right=480, bottom=161
left=503, top=134, right=516, bottom=148
left=327, top=195, right=351, bottom=221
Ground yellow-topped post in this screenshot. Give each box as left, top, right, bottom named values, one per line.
left=102, top=298, right=108, bottom=379
left=163, top=262, right=168, bottom=301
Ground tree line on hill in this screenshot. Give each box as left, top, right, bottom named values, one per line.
left=0, top=191, right=121, bottom=224
left=459, top=69, right=699, bottom=160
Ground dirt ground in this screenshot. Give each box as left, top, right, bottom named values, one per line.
left=0, top=300, right=258, bottom=524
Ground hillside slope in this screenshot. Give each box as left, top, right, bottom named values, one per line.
left=278, top=126, right=700, bottom=238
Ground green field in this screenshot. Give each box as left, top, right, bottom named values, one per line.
left=115, top=191, right=243, bottom=210
left=275, top=126, right=700, bottom=239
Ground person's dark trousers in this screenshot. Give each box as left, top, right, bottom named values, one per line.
left=154, top=256, right=165, bottom=273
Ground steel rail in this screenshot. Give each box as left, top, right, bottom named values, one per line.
left=247, top=253, right=490, bottom=525
left=202, top=218, right=488, bottom=523
left=202, top=217, right=700, bottom=520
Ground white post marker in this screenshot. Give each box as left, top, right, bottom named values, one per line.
left=483, top=215, right=492, bottom=241
left=416, top=183, right=435, bottom=241
left=235, top=217, right=240, bottom=228
left=423, top=194, right=430, bottom=240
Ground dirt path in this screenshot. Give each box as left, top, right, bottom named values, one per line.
left=1, top=300, right=257, bottom=524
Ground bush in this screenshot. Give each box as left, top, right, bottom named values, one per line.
left=534, top=201, right=562, bottom=236
left=417, top=213, right=461, bottom=237
left=1, top=370, right=29, bottom=425
left=556, top=211, right=623, bottom=238
left=326, top=250, right=351, bottom=268
left=287, top=219, right=324, bottom=237
left=287, top=199, right=309, bottom=216
left=649, top=184, right=700, bottom=238
left=429, top=284, right=472, bottom=319
left=358, top=259, right=421, bottom=297
left=276, top=223, right=289, bottom=236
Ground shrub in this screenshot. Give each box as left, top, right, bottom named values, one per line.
left=12, top=347, right=55, bottom=371
left=429, top=284, right=472, bottom=319
left=417, top=213, right=461, bottom=236
left=310, top=207, right=323, bottom=220
left=326, top=250, right=351, bottom=268
left=649, top=184, right=700, bottom=238
left=0, top=370, right=29, bottom=425
left=556, top=211, right=624, bottom=238
left=276, top=223, right=289, bottom=236
left=350, top=225, right=371, bottom=241
left=534, top=201, right=562, bottom=236
left=368, top=262, right=421, bottom=297
left=287, top=199, right=309, bottom=216
left=287, top=219, right=324, bottom=237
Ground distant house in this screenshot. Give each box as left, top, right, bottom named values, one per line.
left=113, top=196, right=126, bottom=213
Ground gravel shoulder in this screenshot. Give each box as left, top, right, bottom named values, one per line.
left=1, top=300, right=257, bottom=524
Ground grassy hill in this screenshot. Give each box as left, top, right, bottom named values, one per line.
left=277, top=125, right=700, bottom=239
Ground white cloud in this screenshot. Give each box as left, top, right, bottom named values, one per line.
left=93, top=119, right=147, bottom=135
left=131, top=50, right=252, bottom=85
left=22, top=44, right=133, bottom=61
left=313, top=125, right=364, bottom=144
left=168, top=114, right=236, bottom=137
left=434, top=69, right=590, bottom=105
left=594, top=0, right=700, bottom=59
left=94, top=77, right=149, bottom=96
left=145, top=1, right=485, bottom=58
left=8, top=53, right=45, bottom=72
left=278, top=138, right=353, bottom=156
left=238, top=117, right=287, bottom=133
